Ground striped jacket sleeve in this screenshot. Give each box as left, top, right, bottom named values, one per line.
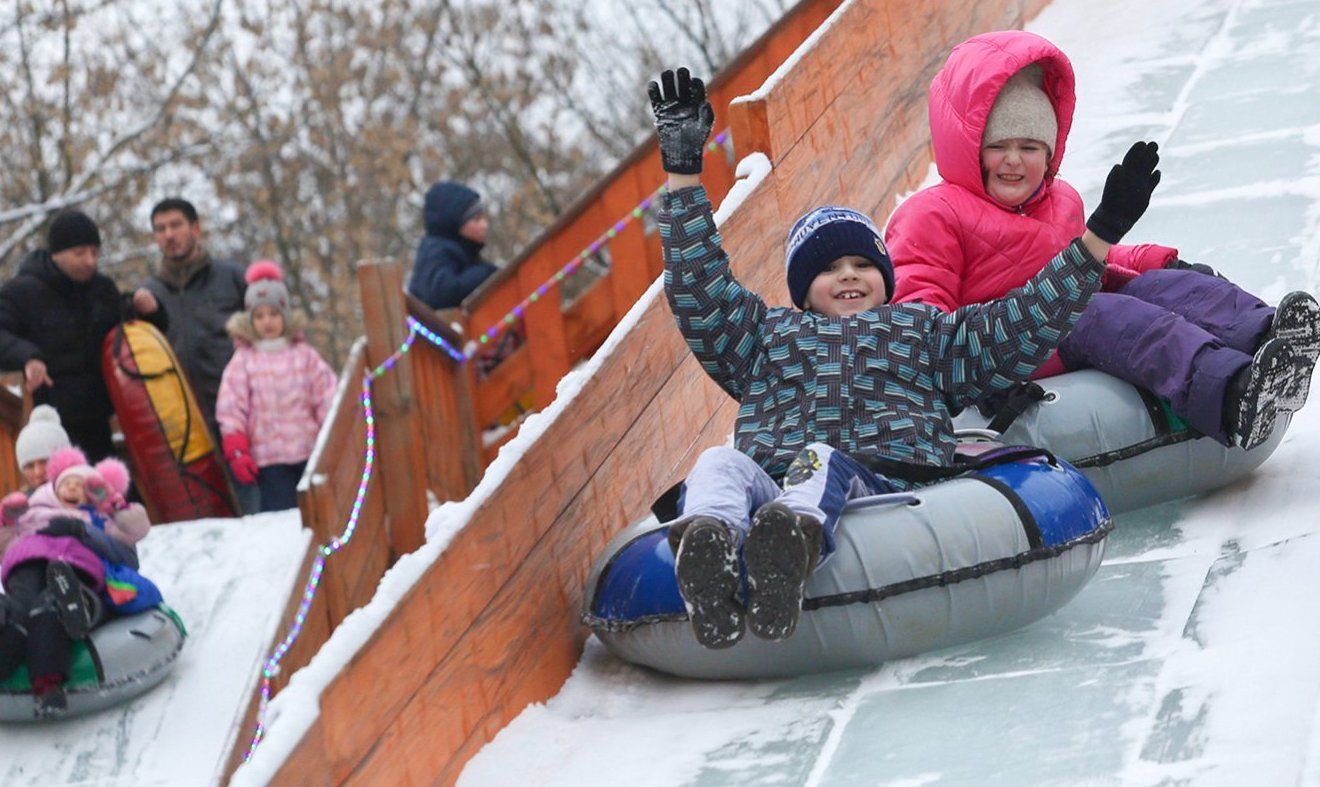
left=931, top=238, right=1104, bottom=409
left=661, top=185, right=767, bottom=401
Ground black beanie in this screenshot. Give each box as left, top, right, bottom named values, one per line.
left=48, top=211, right=102, bottom=255
left=784, top=206, right=894, bottom=309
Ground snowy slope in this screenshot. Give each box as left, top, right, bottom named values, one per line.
left=0, top=513, right=309, bottom=785
left=460, top=0, right=1320, bottom=784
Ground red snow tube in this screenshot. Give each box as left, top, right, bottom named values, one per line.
left=102, top=321, right=237, bottom=523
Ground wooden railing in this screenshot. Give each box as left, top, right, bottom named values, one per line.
left=0, top=382, right=25, bottom=492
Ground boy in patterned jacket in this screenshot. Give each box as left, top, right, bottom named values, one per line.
left=648, top=68, right=1160, bottom=649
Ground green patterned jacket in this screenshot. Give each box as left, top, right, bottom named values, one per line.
left=661, top=186, right=1103, bottom=485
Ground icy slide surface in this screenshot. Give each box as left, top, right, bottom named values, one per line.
left=462, top=0, right=1320, bottom=784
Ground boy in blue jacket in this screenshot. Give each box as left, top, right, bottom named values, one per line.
left=650, top=68, right=1159, bottom=649
left=407, top=181, right=498, bottom=310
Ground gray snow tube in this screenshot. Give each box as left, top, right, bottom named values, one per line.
left=583, top=452, right=1109, bottom=680
left=0, top=605, right=186, bottom=722
left=953, top=369, right=1288, bottom=514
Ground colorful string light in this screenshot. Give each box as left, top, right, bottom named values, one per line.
left=242, top=129, right=730, bottom=762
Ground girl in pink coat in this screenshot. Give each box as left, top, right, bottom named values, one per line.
left=216, top=261, right=337, bottom=513
left=885, top=30, right=1319, bottom=450
left=0, top=446, right=149, bottom=716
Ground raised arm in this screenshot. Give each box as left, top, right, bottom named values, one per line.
left=934, top=141, right=1162, bottom=407
left=652, top=68, right=767, bottom=400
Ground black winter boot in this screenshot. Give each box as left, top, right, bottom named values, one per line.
left=674, top=517, right=745, bottom=649
left=1268, top=290, right=1320, bottom=365
left=744, top=503, right=821, bottom=641
left=44, top=561, right=95, bottom=641
left=1225, top=337, right=1314, bottom=450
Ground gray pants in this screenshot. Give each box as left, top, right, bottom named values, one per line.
left=674, top=443, right=895, bottom=559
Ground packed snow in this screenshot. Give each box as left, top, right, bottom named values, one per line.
left=460, top=0, right=1320, bottom=784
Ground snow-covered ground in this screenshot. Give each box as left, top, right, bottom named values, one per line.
left=459, top=0, right=1320, bottom=784
left=0, top=512, right=308, bottom=785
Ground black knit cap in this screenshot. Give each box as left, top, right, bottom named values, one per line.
left=48, top=210, right=102, bottom=255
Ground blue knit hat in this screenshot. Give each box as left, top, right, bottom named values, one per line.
left=784, top=207, right=894, bottom=309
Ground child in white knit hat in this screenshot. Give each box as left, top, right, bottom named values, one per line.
left=215, top=261, right=337, bottom=513
left=14, top=405, right=72, bottom=493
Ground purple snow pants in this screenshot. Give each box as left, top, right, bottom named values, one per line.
left=1058, top=268, right=1274, bottom=443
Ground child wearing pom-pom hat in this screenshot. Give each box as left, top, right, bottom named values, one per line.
left=216, top=261, right=337, bottom=512
left=0, top=445, right=151, bottom=716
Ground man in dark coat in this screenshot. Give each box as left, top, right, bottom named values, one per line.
left=0, top=211, right=169, bottom=461
left=137, top=198, right=246, bottom=442
left=407, top=181, right=498, bottom=310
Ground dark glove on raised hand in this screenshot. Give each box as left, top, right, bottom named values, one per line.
left=647, top=67, right=715, bottom=175
left=1166, top=258, right=1227, bottom=280
left=1086, top=141, right=1162, bottom=244
left=38, top=517, right=86, bottom=539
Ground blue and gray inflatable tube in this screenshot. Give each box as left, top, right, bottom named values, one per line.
left=583, top=452, right=1109, bottom=680
left=952, top=369, right=1288, bottom=514
left=0, top=605, right=186, bottom=722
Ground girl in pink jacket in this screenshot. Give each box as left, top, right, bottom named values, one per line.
left=886, top=30, right=1319, bottom=450
left=0, top=446, right=149, bottom=716
left=216, top=261, right=337, bottom=513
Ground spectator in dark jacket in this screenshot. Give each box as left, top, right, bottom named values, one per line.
left=137, top=198, right=246, bottom=442
left=0, top=211, right=169, bottom=461
left=407, top=181, right=498, bottom=310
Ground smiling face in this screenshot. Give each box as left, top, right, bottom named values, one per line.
left=803, top=255, right=889, bottom=317
left=56, top=474, right=86, bottom=506
left=981, top=138, right=1050, bottom=208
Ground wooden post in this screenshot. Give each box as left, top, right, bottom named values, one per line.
left=357, top=259, right=428, bottom=557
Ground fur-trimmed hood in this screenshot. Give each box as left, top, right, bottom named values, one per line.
left=226, top=309, right=310, bottom=346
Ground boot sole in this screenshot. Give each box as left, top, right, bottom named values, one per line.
left=45, top=561, right=91, bottom=641
left=1237, top=339, right=1314, bottom=450
left=674, top=521, right=744, bottom=649
left=744, top=505, right=810, bottom=641
left=1272, top=291, right=1320, bottom=363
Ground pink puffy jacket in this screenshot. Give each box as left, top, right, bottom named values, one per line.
left=886, top=31, right=1177, bottom=318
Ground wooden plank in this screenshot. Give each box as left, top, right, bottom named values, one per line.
left=357, top=260, right=428, bottom=557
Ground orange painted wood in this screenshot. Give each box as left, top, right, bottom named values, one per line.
left=357, top=261, right=428, bottom=557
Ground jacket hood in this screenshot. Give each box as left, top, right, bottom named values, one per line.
left=423, top=181, right=481, bottom=239
left=928, top=30, right=1076, bottom=203
left=226, top=309, right=309, bottom=345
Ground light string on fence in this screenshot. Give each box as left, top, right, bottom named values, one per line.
left=242, top=128, right=729, bottom=762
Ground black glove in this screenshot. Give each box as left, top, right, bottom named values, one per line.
left=1166, top=258, right=1227, bottom=280
left=38, top=517, right=86, bottom=539
left=1086, top=141, right=1162, bottom=244
left=647, top=67, right=715, bottom=175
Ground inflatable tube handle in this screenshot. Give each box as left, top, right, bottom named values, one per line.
left=954, top=428, right=1002, bottom=441
left=843, top=492, right=921, bottom=512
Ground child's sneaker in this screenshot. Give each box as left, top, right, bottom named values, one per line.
left=1268, top=290, right=1320, bottom=364
left=674, top=517, right=744, bottom=649
left=44, top=560, right=94, bottom=640
left=744, top=503, right=821, bottom=641
left=30, top=674, right=67, bottom=719
left=1226, top=338, right=1315, bottom=450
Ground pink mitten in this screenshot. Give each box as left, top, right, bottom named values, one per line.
left=1, top=491, right=28, bottom=528
left=84, top=472, right=126, bottom=516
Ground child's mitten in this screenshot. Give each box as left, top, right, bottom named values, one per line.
left=83, top=471, right=126, bottom=516
left=1, top=491, right=28, bottom=528
left=222, top=433, right=260, bottom=485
